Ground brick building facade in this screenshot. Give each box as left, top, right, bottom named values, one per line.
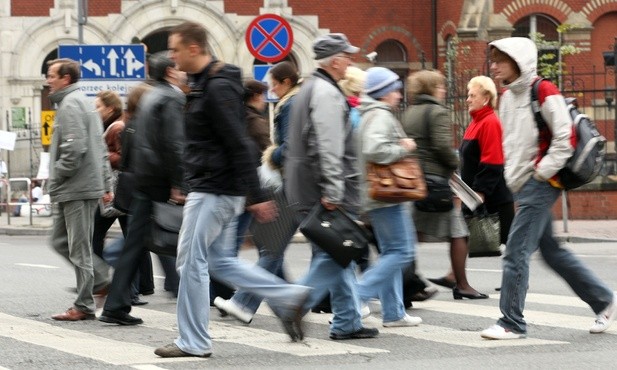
left=1, top=0, right=616, bottom=218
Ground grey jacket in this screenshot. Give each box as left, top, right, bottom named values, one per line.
left=284, top=69, right=361, bottom=213
left=358, top=97, right=410, bottom=212
left=401, top=94, right=459, bottom=178
left=48, top=84, right=111, bottom=202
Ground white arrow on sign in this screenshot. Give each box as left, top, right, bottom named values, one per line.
left=82, top=59, right=102, bottom=76
left=124, top=49, right=144, bottom=76
left=107, top=49, right=119, bottom=77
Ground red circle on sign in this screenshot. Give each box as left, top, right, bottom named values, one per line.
left=245, top=14, right=293, bottom=63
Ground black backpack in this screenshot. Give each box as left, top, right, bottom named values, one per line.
left=531, top=78, right=606, bottom=190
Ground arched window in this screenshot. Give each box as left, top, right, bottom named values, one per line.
left=375, top=39, right=407, bottom=65
left=513, top=14, right=560, bottom=70
left=513, top=14, right=559, bottom=41
left=374, top=39, right=409, bottom=109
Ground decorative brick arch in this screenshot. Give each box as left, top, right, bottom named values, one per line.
left=501, top=0, right=572, bottom=25
left=361, top=26, right=423, bottom=63
left=438, top=21, right=458, bottom=47
left=107, top=0, right=237, bottom=65
left=583, top=2, right=617, bottom=24
left=10, top=16, right=108, bottom=79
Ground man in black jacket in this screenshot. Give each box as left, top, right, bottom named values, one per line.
left=98, top=53, right=186, bottom=325
left=154, top=21, right=310, bottom=359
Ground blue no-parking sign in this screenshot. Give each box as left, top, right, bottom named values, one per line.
left=245, top=14, right=293, bottom=63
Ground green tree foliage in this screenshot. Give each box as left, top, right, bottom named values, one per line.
left=531, top=24, right=581, bottom=86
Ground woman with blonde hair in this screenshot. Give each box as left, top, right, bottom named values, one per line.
left=402, top=70, right=487, bottom=299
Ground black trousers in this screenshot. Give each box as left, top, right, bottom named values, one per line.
left=103, top=190, right=178, bottom=313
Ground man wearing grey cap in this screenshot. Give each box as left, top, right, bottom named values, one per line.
left=285, top=33, right=379, bottom=340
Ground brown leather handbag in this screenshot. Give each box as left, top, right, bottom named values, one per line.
left=366, top=157, right=428, bottom=203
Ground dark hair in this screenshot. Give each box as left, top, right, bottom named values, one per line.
left=171, top=21, right=209, bottom=55
left=126, top=83, right=152, bottom=119
left=490, top=47, right=521, bottom=77
left=47, top=58, right=80, bottom=84
left=148, top=52, right=175, bottom=82
left=95, top=90, right=123, bottom=118
left=244, top=79, right=267, bottom=102
left=269, top=61, right=299, bottom=86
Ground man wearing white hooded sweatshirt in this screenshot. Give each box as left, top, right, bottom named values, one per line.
left=480, top=37, right=616, bottom=340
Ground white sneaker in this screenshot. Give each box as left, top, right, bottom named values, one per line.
left=383, top=314, right=422, bottom=327
left=590, top=295, right=617, bottom=334
left=367, top=299, right=382, bottom=314
left=213, top=297, right=253, bottom=324
left=360, top=303, right=371, bottom=319
left=480, top=324, right=526, bottom=340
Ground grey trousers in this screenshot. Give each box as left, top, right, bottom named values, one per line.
left=50, top=199, right=109, bottom=314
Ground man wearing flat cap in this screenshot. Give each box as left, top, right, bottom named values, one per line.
left=285, top=33, right=379, bottom=340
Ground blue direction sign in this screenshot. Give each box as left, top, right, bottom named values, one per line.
left=58, top=44, right=146, bottom=80
left=245, top=14, right=293, bottom=63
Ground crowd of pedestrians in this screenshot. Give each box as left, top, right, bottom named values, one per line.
left=43, top=20, right=616, bottom=361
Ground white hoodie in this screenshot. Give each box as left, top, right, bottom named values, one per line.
left=489, top=37, right=573, bottom=193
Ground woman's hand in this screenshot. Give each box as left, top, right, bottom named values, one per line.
left=400, top=138, right=417, bottom=152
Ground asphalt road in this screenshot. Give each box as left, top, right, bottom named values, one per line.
left=1, top=235, right=616, bottom=369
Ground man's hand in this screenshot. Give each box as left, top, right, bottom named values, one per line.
left=320, top=197, right=338, bottom=211
left=102, top=192, right=113, bottom=204
left=247, top=200, right=278, bottom=223
left=169, top=187, right=186, bottom=205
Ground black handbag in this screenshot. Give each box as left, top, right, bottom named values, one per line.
left=414, top=174, right=453, bottom=212
left=147, top=201, right=183, bottom=257
left=113, top=171, right=135, bottom=214
left=250, top=189, right=300, bottom=256
left=298, top=203, right=370, bottom=267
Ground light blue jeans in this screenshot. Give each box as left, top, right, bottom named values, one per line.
left=174, top=192, right=310, bottom=356
left=298, top=245, right=363, bottom=336
left=497, top=177, right=614, bottom=334
left=357, top=203, right=415, bottom=323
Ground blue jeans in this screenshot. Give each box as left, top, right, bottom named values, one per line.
left=297, top=244, right=363, bottom=336
left=357, top=204, right=415, bottom=322
left=497, top=177, right=614, bottom=334
left=174, top=192, right=310, bottom=356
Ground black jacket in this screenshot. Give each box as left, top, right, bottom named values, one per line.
left=184, top=60, right=267, bottom=204
left=131, top=81, right=186, bottom=200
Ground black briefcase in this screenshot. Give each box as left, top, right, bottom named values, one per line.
left=298, top=203, right=370, bottom=267
left=147, top=201, right=183, bottom=257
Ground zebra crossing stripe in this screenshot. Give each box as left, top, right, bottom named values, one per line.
left=0, top=313, right=202, bottom=366
left=257, top=306, right=567, bottom=347
left=418, top=298, right=615, bottom=334
left=132, top=307, right=389, bottom=356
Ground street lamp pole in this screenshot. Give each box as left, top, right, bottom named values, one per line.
left=613, top=37, right=617, bottom=154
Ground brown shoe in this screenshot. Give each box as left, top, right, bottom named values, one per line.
left=52, top=307, right=95, bottom=321
left=154, top=343, right=211, bottom=358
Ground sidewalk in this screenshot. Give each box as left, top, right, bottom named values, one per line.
left=1, top=210, right=617, bottom=243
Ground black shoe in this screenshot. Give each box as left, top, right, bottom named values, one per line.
left=428, top=277, right=456, bottom=289
left=140, top=289, right=155, bottom=296
left=410, top=287, right=439, bottom=302
left=99, top=310, right=143, bottom=325
left=131, top=297, right=149, bottom=306
left=452, top=288, right=489, bottom=300
left=276, top=292, right=309, bottom=342
left=330, top=327, right=379, bottom=340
